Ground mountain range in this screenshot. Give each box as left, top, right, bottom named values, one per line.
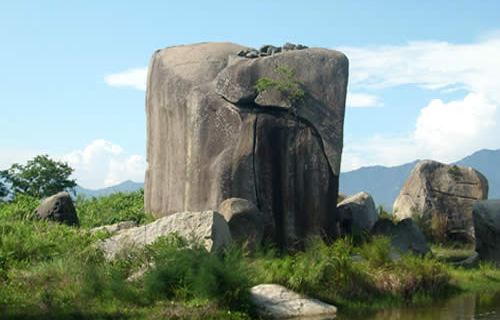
left=339, top=148, right=500, bottom=210
left=76, top=149, right=499, bottom=211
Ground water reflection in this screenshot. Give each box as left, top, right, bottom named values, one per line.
left=337, top=292, right=500, bottom=320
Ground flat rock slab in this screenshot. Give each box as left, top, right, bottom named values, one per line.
left=250, top=284, right=337, bottom=319
left=100, top=211, right=231, bottom=260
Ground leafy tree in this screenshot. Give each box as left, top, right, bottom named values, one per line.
left=0, top=172, right=8, bottom=200
left=2, top=155, right=76, bottom=198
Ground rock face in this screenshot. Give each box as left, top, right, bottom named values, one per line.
left=218, top=198, right=264, bottom=248
left=145, top=42, right=348, bottom=247
left=34, top=192, right=79, bottom=226
left=473, top=200, right=500, bottom=263
left=100, top=211, right=231, bottom=259
left=250, top=284, right=337, bottom=319
left=337, top=192, right=378, bottom=235
left=393, top=160, right=488, bottom=243
left=372, top=218, right=430, bottom=255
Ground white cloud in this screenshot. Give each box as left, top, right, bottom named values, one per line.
left=342, top=93, right=499, bottom=172
left=346, top=93, right=381, bottom=108
left=104, top=68, right=147, bottom=91
left=340, top=34, right=500, bottom=171
left=62, top=140, right=146, bottom=189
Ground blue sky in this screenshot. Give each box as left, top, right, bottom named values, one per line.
left=2, top=1, right=500, bottom=188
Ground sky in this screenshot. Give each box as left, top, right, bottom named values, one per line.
left=1, top=1, right=500, bottom=189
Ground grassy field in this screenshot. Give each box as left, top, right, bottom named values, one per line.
left=1, top=191, right=500, bottom=319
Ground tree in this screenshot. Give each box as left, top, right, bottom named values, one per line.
left=2, top=154, right=77, bottom=198
left=255, top=65, right=305, bottom=108
left=0, top=171, right=8, bottom=200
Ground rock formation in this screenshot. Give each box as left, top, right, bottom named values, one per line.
left=101, top=211, right=231, bottom=260
left=144, top=42, right=348, bottom=247
left=337, top=192, right=378, bottom=236
left=218, top=198, right=264, bottom=248
left=393, top=160, right=488, bottom=243
left=371, top=218, right=430, bottom=255
left=34, top=192, right=79, bottom=226
left=473, top=200, right=500, bottom=263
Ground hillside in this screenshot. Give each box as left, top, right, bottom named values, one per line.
left=75, top=180, right=143, bottom=198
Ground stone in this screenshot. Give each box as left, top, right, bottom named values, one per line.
left=90, top=221, right=137, bottom=235
left=250, top=284, right=337, bottom=319
left=34, top=192, right=79, bottom=226
left=100, top=210, right=231, bottom=260
left=393, top=160, right=488, bottom=244
left=218, top=198, right=264, bottom=248
left=473, top=200, right=500, bottom=263
left=372, top=218, right=430, bottom=255
left=337, top=193, right=348, bottom=204
left=245, top=50, right=259, bottom=58
left=145, top=42, right=348, bottom=248
left=282, top=42, right=297, bottom=51
left=336, top=192, right=378, bottom=235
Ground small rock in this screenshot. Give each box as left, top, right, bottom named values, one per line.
left=34, top=192, right=79, bottom=226
left=90, top=221, right=137, bottom=235
left=245, top=50, right=259, bottom=58
left=283, top=42, right=297, bottom=51
left=250, top=284, right=337, bottom=319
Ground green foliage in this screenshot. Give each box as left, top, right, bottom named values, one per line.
left=0, top=194, right=39, bottom=221
left=357, top=236, right=392, bottom=268
left=2, top=154, right=76, bottom=199
left=377, top=205, right=393, bottom=221
left=144, top=236, right=252, bottom=311
left=0, top=173, right=8, bottom=200
left=76, top=190, right=152, bottom=228
left=255, top=65, right=305, bottom=105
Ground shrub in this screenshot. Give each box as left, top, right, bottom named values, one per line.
left=76, top=190, right=152, bottom=228
left=143, top=236, right=252, bottom=311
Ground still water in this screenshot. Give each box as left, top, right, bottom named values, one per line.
left=336, top=292, right=500, bottom=320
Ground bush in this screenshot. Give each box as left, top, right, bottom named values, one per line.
left=143, top=236, right=252, bottom=311
left=0, top=194, right=39, bottom=221
left=76, top=190, right=152, bottom=228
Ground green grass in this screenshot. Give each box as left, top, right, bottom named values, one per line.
left=1, top=192, right=500, bottom=318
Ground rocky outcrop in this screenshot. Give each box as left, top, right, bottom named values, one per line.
left=144, top=42, right=348, bottom=248
left=34, top=192, right=79, bottom=226
left=393, top=160, right=488, bottom=243
left=236, top=42, right=308, bottom=58
left=336, top=192, right=378, bottom=235
left=372, top=218, right=430, bottom=255
left=90, top=221, right=137, bottom=235
left=473, top=200, right=500, bottom=263
left=100, top=211, right=231, bottom=260
left=218, top=198, right=264, bottom=248
left=250, top=284, right=337, bottom=319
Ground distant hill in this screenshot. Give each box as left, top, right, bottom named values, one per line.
left=340, top=149, right=500, bottom=210
left=75, top=180, right=144, bottom=198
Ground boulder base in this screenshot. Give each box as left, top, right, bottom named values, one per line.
left=100, top=211, right=231, bottom=259
left=218, top=198, right=264, bottom=248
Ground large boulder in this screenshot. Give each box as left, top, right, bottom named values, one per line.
left=250, top=284, right=337, bottom=319
left=144, top=42, right=348, bottom=248
left=100, top=211, right=231, bottom=260
left=372, top=218, right=430, bottom=255
left=218, top=198, right=264, bottom=248
left=393, top=160, right=488, bottom=243
left=473, top=200, right=500, bottom=263
left=34, top=192, right=79, bottom=226
left=336, top=192, right=378, bottom=236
